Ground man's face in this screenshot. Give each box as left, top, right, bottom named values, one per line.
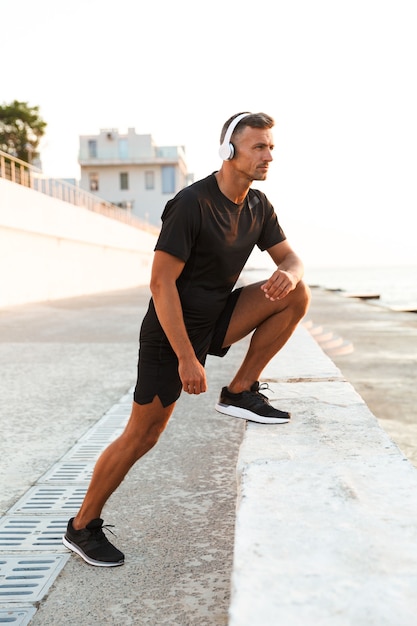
left=231, top=126, right=274, bottom=182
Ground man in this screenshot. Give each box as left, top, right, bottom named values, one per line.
left=63, top=112, right=310, bottom=567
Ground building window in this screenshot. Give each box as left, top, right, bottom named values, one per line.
left=145, top=170, right=155, bottom=190
left=88, top=140, right=97, bottom=158
left=89, top=172, right=99, bottom=191
left=120, top=172, right=129, bottom=190
left=118, top=138, right=128, bottom=159
left=161, top=165, right=175, bottom=193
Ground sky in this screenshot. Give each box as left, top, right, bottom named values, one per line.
left=3, top=0, right=417, bottom=269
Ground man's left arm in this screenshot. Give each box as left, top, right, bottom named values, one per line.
left=262, top=240, right=305, bottom=301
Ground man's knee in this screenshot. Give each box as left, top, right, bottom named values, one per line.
left=293, top=280, right=311, bottom=317
left=122, top=399, right=174, bottom=459
left=119, top=419, right=164, bottom=462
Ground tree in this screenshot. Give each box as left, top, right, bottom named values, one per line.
left=0, top=100, right=47, bottom=164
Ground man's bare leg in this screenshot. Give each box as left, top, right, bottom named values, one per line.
left=73, top=396, right=175, bottom=529
left=223, top=280, right=311, bottom=392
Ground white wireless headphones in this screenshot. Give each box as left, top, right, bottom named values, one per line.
left=218, top=112, right=251, bottom=161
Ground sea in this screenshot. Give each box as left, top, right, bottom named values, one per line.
left=243, top=258, right=417, bottom=312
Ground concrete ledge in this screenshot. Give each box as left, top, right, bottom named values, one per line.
left=229, top=325, right=417, bottom=625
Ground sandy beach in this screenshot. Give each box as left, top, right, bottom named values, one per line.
left=304, top=287, right=417, bottom=467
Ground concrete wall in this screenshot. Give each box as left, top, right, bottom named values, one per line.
left=0, top=178, right=158, bottom=307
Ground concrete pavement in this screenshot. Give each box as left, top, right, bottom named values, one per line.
left=305, top=287, right=417, bottom=467
left=2, top=284, right=417, bottom=625
left=0, top=285, right=246, bottom=625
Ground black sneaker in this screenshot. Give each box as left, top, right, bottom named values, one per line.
left=215, top=381, right=291, bottom=424
left=62, top=518, right=125, bottom=567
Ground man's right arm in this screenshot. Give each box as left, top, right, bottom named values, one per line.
left=149, top=250, right=207, bottom=395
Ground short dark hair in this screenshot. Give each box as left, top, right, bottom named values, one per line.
left=220, top=112, right=275, bottom=144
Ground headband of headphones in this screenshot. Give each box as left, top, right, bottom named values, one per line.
left=218, top=112, right=251, bottom=161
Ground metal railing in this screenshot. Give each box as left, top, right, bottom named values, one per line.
left=0, top=149, right=159, bottom=234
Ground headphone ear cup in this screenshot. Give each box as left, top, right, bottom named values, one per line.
left=219, top=112, right=251, bottom=161
left=218, top=141, right=234, bottom=161
left=219, top=142, right=232, bottom=161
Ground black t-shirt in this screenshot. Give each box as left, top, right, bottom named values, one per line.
left=141, top=173, right=286, bottom=341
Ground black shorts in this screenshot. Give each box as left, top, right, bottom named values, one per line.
left=133, top=287, right=243, bottom=407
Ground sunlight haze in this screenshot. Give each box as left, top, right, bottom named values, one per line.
left=3, top=0, right=416, bottom=268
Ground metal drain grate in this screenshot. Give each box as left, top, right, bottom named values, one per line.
left=0, top=607, right=37, bottom=625
left=46, top=404, right=130, bottom=465
left=39, top=462, right=94, bottom=484
left=98, top=402, right=130, bottom=416
left=105, top=398, right=132, bottom=414
left=8, top=486, right=87, bottom=515
left=0, top=555, right=69, bottom=602
left=60, top=441, right=112, bottom=462
left=80, top=414, right=128, bottom=441
left=0, top=391, right=133, bottom=622
left=80, top=428, right=124, bottom=442
left=102, top=405, right=129, bottom=416
left=58, top=425, right=125, bottom=463
left=0, top=518, right=68, bottom=551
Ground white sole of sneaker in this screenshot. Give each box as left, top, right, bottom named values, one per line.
left=215, top=403, right=290, bottom=424
left=62, top=535, right=124, bottom=567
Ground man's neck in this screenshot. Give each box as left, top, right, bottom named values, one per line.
left=215, top=170, right=250, bottom=205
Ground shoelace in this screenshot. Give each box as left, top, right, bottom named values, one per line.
left=256, top=383, right=274, bottom=402
left=103, top=524, right=117, bottom=537
left=92, top=523, right=117, bottom=539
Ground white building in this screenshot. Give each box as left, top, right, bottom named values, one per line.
left=78, top=128, right=192, bottom=226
